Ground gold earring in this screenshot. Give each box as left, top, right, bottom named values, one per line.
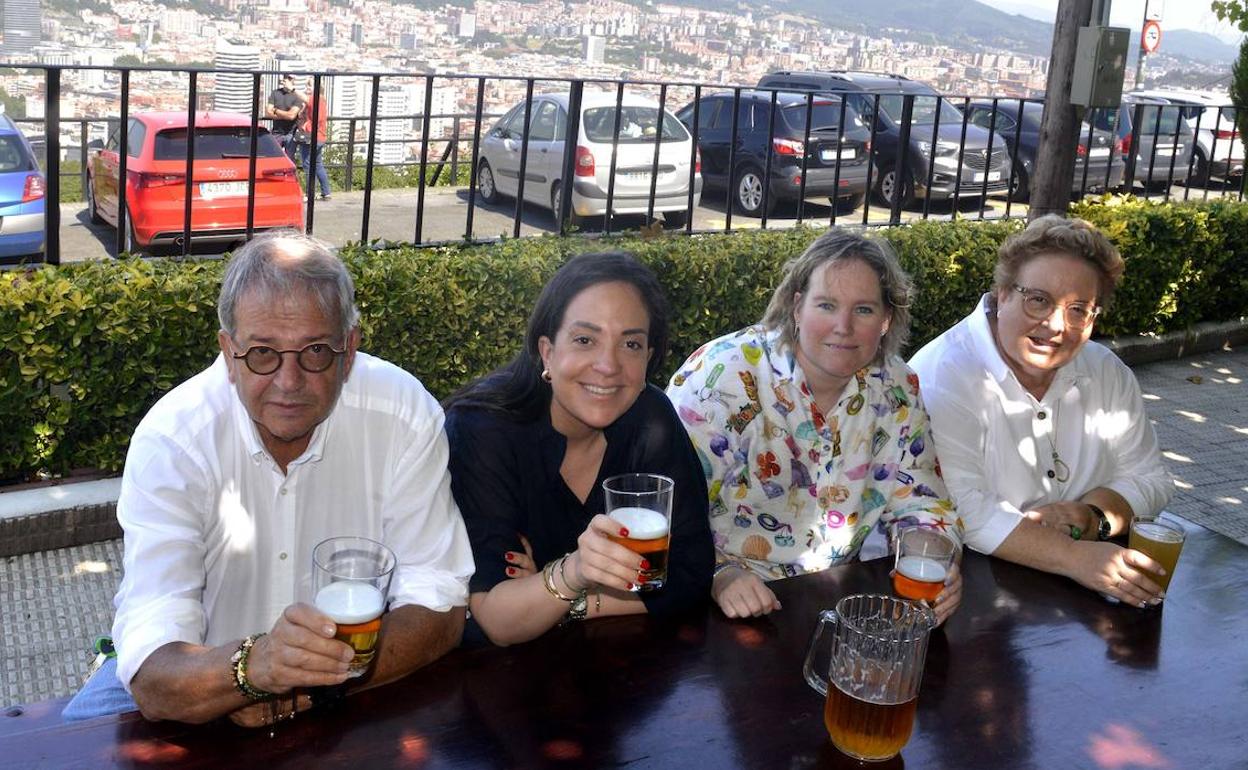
left=541, top=369, right=552, bottom=383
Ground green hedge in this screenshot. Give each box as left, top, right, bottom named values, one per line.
left=2, top=195, right=1246, bottom=480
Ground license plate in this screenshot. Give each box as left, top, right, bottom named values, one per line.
left=1089, top=148, right=1110, bottom=158
left=820, top=148, right=855, bottom=161
left=972, top=171, right=1002, bottom=183
left=200, top=181, right=248, bottom=199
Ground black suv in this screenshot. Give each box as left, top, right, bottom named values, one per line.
left=674, top=90, right=872, bottom=217
left=758, top=71, right=1012, bottom=207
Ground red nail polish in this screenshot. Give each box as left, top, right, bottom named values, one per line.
left=506, top=566, right=515, bottom=576
left=640, top=559, right=651, bottom=570
left=637, top=574, right=647, bottom=584
left=504, top=552, right=515, bottom=562
left=626, top=582, right=634, bottom=590
left=619, top=527, right=630, bottom=537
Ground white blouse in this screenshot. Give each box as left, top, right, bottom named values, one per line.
left=909, top=296, right=1173, bottom=554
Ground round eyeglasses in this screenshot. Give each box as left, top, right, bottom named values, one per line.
left=231, top=343, right=346, bottom=375
left=1011, top=284, right=1102, bottom=330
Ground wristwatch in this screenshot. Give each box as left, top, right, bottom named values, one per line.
left=1087, top=504, right=1111, bottom=541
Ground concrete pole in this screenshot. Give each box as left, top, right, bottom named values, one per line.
left=1030, top=0, right=1094, bottom=221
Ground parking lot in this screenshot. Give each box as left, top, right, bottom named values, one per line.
left=52, top=176, right=1244, bottom=263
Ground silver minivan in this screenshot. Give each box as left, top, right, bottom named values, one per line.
left=476, top=92, right=701, bottom=227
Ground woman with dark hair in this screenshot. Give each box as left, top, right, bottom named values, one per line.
left=444, top=252, right=713, bottom=645
left=910, top=215, right=1173, bottom=608
left=667, top=229, right=964, bottom=623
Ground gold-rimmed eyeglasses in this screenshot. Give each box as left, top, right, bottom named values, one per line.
left=231, top=343, right=346, bottom=375
left=1011, top=284, right=1102, bottom=329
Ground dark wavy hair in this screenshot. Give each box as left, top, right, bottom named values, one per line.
left=442, top=251, right=670, bottom=421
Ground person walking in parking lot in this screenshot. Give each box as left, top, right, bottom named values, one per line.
left=294, top=77, right=332, bottom=201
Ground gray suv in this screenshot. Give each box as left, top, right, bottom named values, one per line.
left=758, top=71, right=1012, bottom=207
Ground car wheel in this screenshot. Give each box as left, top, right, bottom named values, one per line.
left=664, top=209, right=690, bottom=229
left=477, top=160, right=499, bottom=204
left=86, top=177, right=105, bottom=225
left=1009, top=166, right=1031, bottom=202
left=876, top=167, right=914, bottom=208
left=121, top=210, right=143, bottom=257
left=733, top=165, right=774, bottom=217
left=550, top=182, right=583, bottom=229
left=1191, top=150, right=1211, bottom=187
left=833, top=192, right=866, bottom=213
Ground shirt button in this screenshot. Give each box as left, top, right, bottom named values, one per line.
left=279, top=552, right=288, bottom=560
left=1047, top=470, right=1056, bottom=479
left=1037, top=411, right=1047, bottom=420
left=280, top=488, right=288, bottom=495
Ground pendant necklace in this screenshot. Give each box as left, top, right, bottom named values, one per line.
left=1044, top=401, right=1071, bottom=483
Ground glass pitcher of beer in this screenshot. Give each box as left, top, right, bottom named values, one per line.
left=802, top=594, right=936, bottom=762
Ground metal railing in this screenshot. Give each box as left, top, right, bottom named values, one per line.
left=3, top=63, right=1244, bottom=266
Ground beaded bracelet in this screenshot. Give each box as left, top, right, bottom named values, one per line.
left=231, top=632, right=274, bottom=701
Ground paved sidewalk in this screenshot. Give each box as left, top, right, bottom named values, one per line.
left=3, top=347, right=1247, bottom=710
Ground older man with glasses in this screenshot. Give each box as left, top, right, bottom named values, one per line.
left=63, top=230, right=474, bottom=726
left=910, top=215, right=1173, bottom=609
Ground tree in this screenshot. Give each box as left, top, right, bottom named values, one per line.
left=1213, top=1, right=1248, bottom=158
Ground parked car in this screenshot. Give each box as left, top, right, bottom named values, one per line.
left=87, top=111, right=304, bottom=254
left=1128, top=88, right=1243, bottom=185
left=0, top=113, right=46, bottom=259
left=476, top=92, right=701, bottom=228
left=963, top=99, right=1124, bottom=201
left=674, top=89, right=871, bottom=217
left=1093, top=95, right=1194, bottom=190
left=757, top=70, right=1012, bottom=207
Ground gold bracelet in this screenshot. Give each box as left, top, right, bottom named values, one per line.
left=558, top=552, right=587, bottom=594
left=594, top=589, right=602, bottom=616
left=542, top=558, right=577, bottom=602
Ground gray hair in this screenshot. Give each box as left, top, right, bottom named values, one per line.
left=761, top=228, right=913, bottom=361
left=217, top=230, right=360, bottom=341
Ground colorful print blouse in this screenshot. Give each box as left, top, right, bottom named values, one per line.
left=666, top=325, right=964, bottom=580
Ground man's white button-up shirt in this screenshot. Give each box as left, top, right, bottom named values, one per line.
left=111, top=352, right=475, bottom=690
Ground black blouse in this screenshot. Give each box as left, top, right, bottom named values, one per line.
left=445, top=384, right=713, bottom=624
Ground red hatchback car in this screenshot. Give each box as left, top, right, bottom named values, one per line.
left=87, top=111, right=304, bottom=254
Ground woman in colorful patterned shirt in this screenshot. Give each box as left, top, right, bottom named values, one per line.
left=667, top=229, right=964, bottom=622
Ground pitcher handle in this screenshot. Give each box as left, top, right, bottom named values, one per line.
left=802, top=608, right=838, bottom=697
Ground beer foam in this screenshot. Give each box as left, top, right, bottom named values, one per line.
left=609, top=506, right=669, bottom=539
left=896, top=556, right=947, bottom=583
left=1134, top=521, right=1184, bottom=544
left=315, top=581, right=386, bottom=625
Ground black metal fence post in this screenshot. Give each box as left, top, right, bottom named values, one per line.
left=557, top=80, right=584, bottom=236
left=116, top=70, right=131, bottom=257
left=44, top=67, right=61, bottom=266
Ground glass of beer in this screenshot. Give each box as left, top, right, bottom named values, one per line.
left=892, top=527, right=956, bottom=602
left=1128, top=517, right=1186, bottom=594
left=312, top=536, right=396, bottom=677
left=803, top=594, right=935, bottom=762
left=603, top=473, right=673, bottom=591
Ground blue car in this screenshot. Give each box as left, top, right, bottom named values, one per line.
left=0, top=113, right=45, bottom=259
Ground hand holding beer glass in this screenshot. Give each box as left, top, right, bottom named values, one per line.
left=892, top=527, right=956, bottom=603
left=1128, top=517, right=1186, bottom=598
left=312, top=536, right=396, bottom=678
left=603, top=473, right=673, bottom=591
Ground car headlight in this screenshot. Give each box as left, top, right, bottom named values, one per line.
left=917, top=140, right=959, bottom=158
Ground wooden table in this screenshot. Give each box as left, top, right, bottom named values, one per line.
left=3, top=517, right=1245, bottom=768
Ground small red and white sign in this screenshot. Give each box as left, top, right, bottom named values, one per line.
left=1141, top=20, right=1162, bottom=54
